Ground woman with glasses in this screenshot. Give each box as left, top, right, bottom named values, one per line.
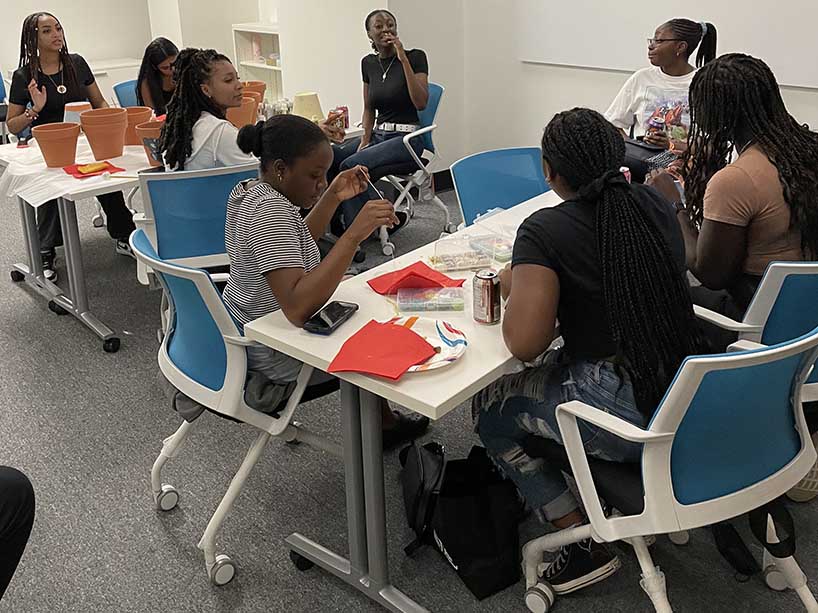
left=604, top=19, right=717, bottom=150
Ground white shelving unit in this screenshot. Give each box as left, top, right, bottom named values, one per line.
left=232, top=22, right=283, bottom=102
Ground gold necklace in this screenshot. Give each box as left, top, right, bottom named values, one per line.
left=41, top=63, right=67, bottom=95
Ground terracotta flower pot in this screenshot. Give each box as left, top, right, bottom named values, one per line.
left=83, top=118, right=127, bottom=161
left=32, top=122, right=81, bottom=168
left=64, top=101, right=92, bottom=125
left=79, top=107, right=128, bottom=126
left=135, top=119, right=165, bottom=168
left=124, top=106, right=153, bottom=145
left=226, top=97, right=258, bottom=129
left=242, top=80, right=266, bottom=98
left=243, top=91, right=263, bottom=105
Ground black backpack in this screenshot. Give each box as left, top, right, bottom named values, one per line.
left=398, top=441, right=446, bottom=556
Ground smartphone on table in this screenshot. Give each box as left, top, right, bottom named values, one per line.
left=303, top=301, right=359, bottom=335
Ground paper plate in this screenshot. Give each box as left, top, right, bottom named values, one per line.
left=384, top=316, right=468, bottom=372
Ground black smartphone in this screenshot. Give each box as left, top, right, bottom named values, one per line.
left=303, top=300, right=359, bottom=335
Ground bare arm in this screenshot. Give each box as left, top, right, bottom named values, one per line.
left=303, top=165, right=370, bottom=241
left=502, top=264, right=560, bottom=362
left=389, top=38, right=428, bottom=110
left=691, top=218, right=747, bottom=290
left=6, top=103, right=33, bottom=135
left=140, top=81, right=155, bottom=110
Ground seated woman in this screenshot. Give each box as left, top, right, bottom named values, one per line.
left=331, top=8, right=429, bottom=233
left=605, top=18, right=717, bottom=150
left=223, top=115, right=429, bottom=448
left=161, top=48, right=343, bottom=171
left=6, top=12, right=136, bottom=281
left=473, top=108, right=706, bottom=595
left=648, top=54, right=818, bottom=325
left=136, top=37, right=179, bottom=116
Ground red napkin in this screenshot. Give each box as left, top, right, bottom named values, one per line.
left=367, top=261, right=465, bottom=295
left=328, top=319, right=436, bottom=380
left=63, top=161, right=126, bottom=179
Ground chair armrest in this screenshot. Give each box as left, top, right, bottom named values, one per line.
left=133, top=212, right=153, bottom=228
left=223, top=335, right=259, bottom=347
left=556, top=400, right=674, bottom=443
left=693, top=304, right=762, bottom=333
left=208, top=272, right=229, bottom=283
left=727, top=339, right=767, bottom=353
left=402, top=124, right=436, bottom=170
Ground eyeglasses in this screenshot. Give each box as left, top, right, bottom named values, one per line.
left=647, top=38, right=683, bottom=46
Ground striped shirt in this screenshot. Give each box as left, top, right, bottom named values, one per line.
left=222, top=180, right=321, bottom=326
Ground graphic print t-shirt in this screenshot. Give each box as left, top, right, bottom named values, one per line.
left=604, top=66, right=695, bottom=141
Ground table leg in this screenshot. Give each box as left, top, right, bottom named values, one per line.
left=285, top=383, right=428, bottom=612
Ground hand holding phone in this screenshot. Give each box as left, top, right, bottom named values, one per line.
left=303, top=301, right=359, bottom=335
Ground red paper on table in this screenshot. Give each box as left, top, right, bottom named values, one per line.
left=367, top=261, right=465, bottom=295
left=328, top=319, right=436, bottom=380
left=63, top=161, right=126, bottom=179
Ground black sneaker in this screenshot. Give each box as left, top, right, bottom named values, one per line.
left=41, top=250, right=57, bottom=282
left=382, top=411, right=430, bottom=451
left=115, top=239, right=134, bottom=259
left=543, top=538, right=621, bottom=594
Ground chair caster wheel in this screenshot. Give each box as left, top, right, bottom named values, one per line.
left=209, top=554, right=236, bottom=586
left=48, top=300, right=68, bottom=315
left=103, top=337, right=121, bottom=353
left=155, top=484, right=179, bottom=511
left=289, top=550, right=315, bottom=571
left=92, top=215, right=105, bottom=228
left=10, top=270, right=24, bottom=282
left=445, top=223, right=458, bottom=234
left=382, top=242, right=395, bottom=257
left=763, top=564, right=788, bottom=592
left=669, top=530, right=690, bottom=546
left=525, top=582, right=555, bottom=613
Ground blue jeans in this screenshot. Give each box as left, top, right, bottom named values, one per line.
left=331, top=129, right=423, bottom=229
left=473, top=349, right=646, bottom=523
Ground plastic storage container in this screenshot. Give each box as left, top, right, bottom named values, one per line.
left=397, top=287, right=466, bottom=312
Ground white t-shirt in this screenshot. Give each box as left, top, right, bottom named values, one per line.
left=604, top=67, right=696, bottom=141
left=183, top=111, right=255, bottom=171
left=222, top=180, right=321, bottom=327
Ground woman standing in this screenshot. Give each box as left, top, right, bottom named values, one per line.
left=136, top=37, right=179, bottom=116
left=6, top=12, right=136, bottom=281
left=331, top=9, right=429, bottom=232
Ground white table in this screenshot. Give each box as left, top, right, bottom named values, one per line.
left=0, top=138, right=150, bottom=352
left=245, top=189, right=562, bottom=612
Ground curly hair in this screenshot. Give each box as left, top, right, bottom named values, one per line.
left=542, top=108, right=706, bottom=413
left=18, top=13, right=79, bottom=95
left=160, top=48, right=231, bottom=170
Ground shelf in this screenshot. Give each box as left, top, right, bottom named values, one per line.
left=239, top=60, right=282, bottom=72
left=232, top=22, right=279, bottom=35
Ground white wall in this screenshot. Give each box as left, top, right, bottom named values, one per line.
left=1, top=1, right=151, bottom=79
left=388, top=0, right=466, bottom=169
left=148, top=0, right=183, bottom=43
left=179, top=0, right=258, bottom=63
left=276, top=0, right=381, bottom=127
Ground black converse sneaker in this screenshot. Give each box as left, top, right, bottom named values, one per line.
left=41, top=250, right=57, bottom=282
left=543, top=538, right=621, bottom=594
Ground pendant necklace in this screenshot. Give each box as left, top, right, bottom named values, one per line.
left=43, top=64, right=67, bottom=95
left=378, top=55, right=397, bottom=82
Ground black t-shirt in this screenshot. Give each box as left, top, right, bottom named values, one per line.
left=512, top=184, right=685, bottom=360
left=361, top=49, right=428, bottom=125
left=10, top=53, right=96, bottom=127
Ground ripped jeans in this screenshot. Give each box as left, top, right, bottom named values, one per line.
left=473, top=348, right=646, bottom=523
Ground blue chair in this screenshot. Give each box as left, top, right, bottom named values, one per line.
left=451, top=147, right=550, bottom=227
left=520, top=325, right=818, bottom=613
left=374, top=82, right=451, bottom=256
left=130, top=228, right=340, bottom=586
left=113, top=79, right=139, bottom=107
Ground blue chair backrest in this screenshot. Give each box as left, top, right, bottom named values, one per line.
left=114, top=79, right=139, bottom=107
left=669, top=345, right=810, bottom=505
left=418, top=83, right=443, bottom=153
left=451, top=147, right=550, bottom=225
left=0, top=73, right=6, bottom=103
left=132, top=229, right=228, bottom=391
left=144, top=166, right=258, bottom=261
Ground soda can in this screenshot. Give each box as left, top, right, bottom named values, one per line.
left=473, top=269, right=501, bottom=324
left=620, top=166, right=632, bottom=183
left=647, top=116, right=666, bottom=133
left=335, top=105, right=350, bottom=129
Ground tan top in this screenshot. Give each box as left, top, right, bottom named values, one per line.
left=703, top=145, right=803, bottom=275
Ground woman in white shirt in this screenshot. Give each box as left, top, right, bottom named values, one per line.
left=604, top=18, right=717, bottom=149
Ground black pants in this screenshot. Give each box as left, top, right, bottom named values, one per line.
left=0, top=467, right=35, bottom=600
left=37, top=191, right=137, bottom=253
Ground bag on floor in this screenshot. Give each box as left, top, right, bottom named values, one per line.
left=399, top=443, right=524, bottom=600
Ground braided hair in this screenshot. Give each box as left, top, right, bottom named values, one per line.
left=683, top=54, right=818, bottom=259
left=365, top=9, right=397, bottom=51
left=542, top=108, right=706, bottom=414
left=18, top=12, right=79, bottom=94
left=664, top=18, right=717, bottom=68
left=160, top=48, right=231, bottom=170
